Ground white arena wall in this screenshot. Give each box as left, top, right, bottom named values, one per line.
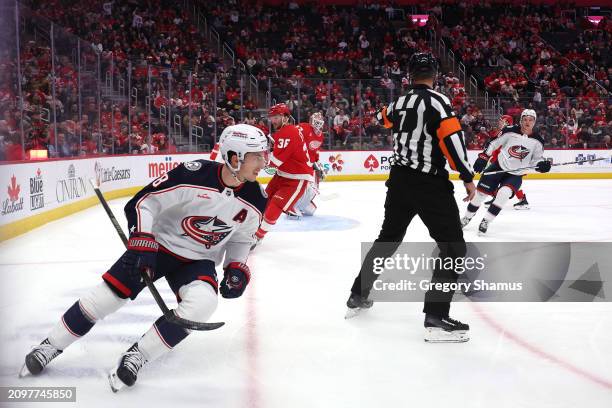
left=1, top=150, right=610, bottom=241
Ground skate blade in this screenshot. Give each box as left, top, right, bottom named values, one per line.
left=477, top=230, right=487, bottom=236
left=345, top=307, right=367, bottom=319
left=18, top=363, right=31, bottom=378
left=514, top=206, right=530, bottom=210
left=424, top=328, right=469, bottom=343
left=108, top=370, right=126, bottom=393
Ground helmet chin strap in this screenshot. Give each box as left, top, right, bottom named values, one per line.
left=227, top=161, right=246, bottom=184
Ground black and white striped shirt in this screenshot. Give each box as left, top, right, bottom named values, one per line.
left=376, top=84, right=474, bottom=183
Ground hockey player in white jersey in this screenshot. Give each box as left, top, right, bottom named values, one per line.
left=20, top=124, right=269, bottom=392
left=461, top=109, right=551, bottom=234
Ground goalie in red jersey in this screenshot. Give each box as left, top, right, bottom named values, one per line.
left=287, top=111, right=326, bottom=218
left=254, top=103, right=315, bottom=245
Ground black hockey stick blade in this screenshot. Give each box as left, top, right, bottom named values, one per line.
left=139, top=270, right=224, bottom=331
left=482, top=157, right=608, bottom=175
left=88, top=179, right=224, bottom=331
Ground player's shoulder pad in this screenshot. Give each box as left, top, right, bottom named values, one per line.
left=235, top=181, right=267, bottom=215
left=176, top=159, right=223, bottom=189
left=298, top=123, right=314, bottom=135
left=501, top=124, right=521, bottom=135
left=529, top=132, right=545, bottom=146
left=276, top=125, right=298, bottom=138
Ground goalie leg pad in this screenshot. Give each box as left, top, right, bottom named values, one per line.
left=302, top=201, right=317, bottom=216
left=293, top=182, right=318, bottom=215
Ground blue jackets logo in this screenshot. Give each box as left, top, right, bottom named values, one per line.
left=508, top=145, right=529, bottom=159
left=181, top=216, right=233, bottom=248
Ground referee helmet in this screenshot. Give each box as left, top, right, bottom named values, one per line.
left=408, top=52, right=438, bottom=80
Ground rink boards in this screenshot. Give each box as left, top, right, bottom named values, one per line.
left=0, top=149, right=610, bottom=241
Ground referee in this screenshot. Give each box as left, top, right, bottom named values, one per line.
left=346, top=53, right=476, bottom=343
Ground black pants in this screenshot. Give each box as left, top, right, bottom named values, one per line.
left=350, top=166, right=466, bottom=317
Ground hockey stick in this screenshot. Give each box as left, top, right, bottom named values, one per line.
left=88, top=179, right=224, bottom=331
left=482, top=157, right=608, bottom=175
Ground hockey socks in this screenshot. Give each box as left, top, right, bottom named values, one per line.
left=256, top=201, right=284, bottom=239
left=482, top=186, right=512, bottom=224
left=138, top=280, right=218, bottom=361
left=461, top=191, right=488, bottom=227
left=48, top=282, right=126, bottom=350
left=138, top=316, right=190, bottom=361
left=56, top=301, right=95, bottom=340
left=465, top=203, right=479, bottom=217
left=484, top=204, right=502, bottom=222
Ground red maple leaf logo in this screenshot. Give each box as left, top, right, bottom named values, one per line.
left=363, top=154, right=380, bottom=172
left=36, top=168, right=41, bottom=177
left=8, top=175, right=20, bottom=202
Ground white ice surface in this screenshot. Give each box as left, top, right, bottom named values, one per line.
left=1, top=179, right=611, bottom=407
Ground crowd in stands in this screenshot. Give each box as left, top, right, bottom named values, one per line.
left=201, top=0, right=441, bottom=149
left=435, top=2, right=610, bottom=148
left=0, top=0, right=240, bottom=160
left=0, top=1, right=610, bottom=161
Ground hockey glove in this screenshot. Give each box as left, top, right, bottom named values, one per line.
left=220, top=262, right=251, bottom=299
left=535, top=160, right=552, bottom=173
left=122, top=232, right=159, bottom=283
left=313, top=161, right=326, bottom=180
left=473, top=154, right=489, bottom=173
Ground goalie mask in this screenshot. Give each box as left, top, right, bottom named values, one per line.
left=310, top=112, right=324, bottom=134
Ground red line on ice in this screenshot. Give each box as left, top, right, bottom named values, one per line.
left=246, top=259, right=260, bottom=408
left=472, top=303, right=612, bottom=389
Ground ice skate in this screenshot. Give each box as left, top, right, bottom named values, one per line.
left=513, top=195, right=530, bottom=210
left=460, top=215, right=473, bottom=229
left=478, top=219, right=489, bottom=235
left=108, top=343, right=147, bottom=393
left=345, top=293, right=373, bottom=319
left=19, top=339, right=62, bottom=377
left=424, top=314, right=470, bottom=343
left=286, top=209, right=302, bottom=220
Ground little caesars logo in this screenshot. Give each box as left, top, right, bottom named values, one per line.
left=30, top=168, right=44, bottom=210
left=94, top=161, right=131, bottom=185
left=2, top=174, right=24, bottom=216
left=56, top=164, right=87, bottom=203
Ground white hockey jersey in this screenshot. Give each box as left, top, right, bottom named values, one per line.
left=484, top=125, right=545, bottom=175
left=125, top=160, right=266, bottom=267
